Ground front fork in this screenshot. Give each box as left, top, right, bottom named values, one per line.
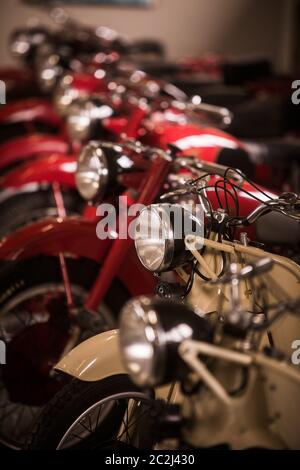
left=53, top=156, right=171, bottom=335
left=52, top=182, right=74, bottom=309
left=84, top=156, right=171, bottom=312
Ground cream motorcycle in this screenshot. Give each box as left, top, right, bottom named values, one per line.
left=28, top=164, right=300, bottom=450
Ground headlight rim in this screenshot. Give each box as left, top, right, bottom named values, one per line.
left=37, top=53, right=62, bottom=93
left=135, top=205, right=175, bottom=273
left=120, top=296, right=214, bottom=388
left=120, top=296, right=167, bottom=388
left=135, top=203, right=203, bottom=273
left=54, top=74, right=81, bottom=116
left=75, top=140, right=110, bottom=201
left=66, top=96, right=114, bottom=141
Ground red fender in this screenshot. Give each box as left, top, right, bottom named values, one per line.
left=0, top=217, right=155, bottom=297
left=0, top=98, right=62, bottom=127
left=1, top=154, right=77, bottom=188
left=0, top=67, right=33, bottom=82
left=0, top=135, right=69, bottom=171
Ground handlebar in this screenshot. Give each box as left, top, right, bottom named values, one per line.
left=231, top=193, right=300, bottom=226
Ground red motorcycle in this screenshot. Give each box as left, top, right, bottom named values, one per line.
left=0, top=77, right=246, bottom=237
left=1, top=17, right=165, bottom=144
left=1, top=25, right=53, bottom=101
left=1, top=137, right=295, bottom=448
left=0, top=69, right=112, bottom=173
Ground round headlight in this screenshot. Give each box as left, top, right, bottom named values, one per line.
left=134, top=204, right=204, bottom=272
left=37, top=53, right=62, bottom=92
left=76, top=141, right=109, bottom=200
left=66, top=97, right=113, bottom=141
left=120, top=296, right=213, bottom=388
left=54, top=75, right=80, bottom=116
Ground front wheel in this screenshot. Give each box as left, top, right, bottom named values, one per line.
left=28, top=375, right=155, bottom=450
left=0, top=255, right=129, bottom=449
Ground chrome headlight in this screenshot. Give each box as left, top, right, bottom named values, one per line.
left=37, top=53, right=62, bottom=92
left=66, top=97, right=113, bottom=141
left=120, top=296, right=213, bottom=388
left=54, top=75, right=80, bottom=116
left=76, top=141, right=139, bottom=201
left=76, top=141, right=109, bottom=200
left=134, top=204, right=204, bottom=272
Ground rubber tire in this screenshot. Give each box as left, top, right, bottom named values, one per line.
left=0, top=255, right=129, bottom=325
left=28, top=375, right=152, bottom=450
left=0, top=189, right=85, bottom=239
left=0, top=255, right=129, bottom=449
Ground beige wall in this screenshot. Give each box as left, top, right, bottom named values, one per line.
left=0, top=0, right=295, bottom=72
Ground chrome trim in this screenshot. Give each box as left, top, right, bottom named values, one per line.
left=0, top=183, right=47, bottom=204
left=119, top=296, right=166, bottom=387
left=135, top=205, right=174, bottom=272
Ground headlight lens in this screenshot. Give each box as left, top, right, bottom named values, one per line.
left=66, top=98, right=113, bottom=141
left=76, top=141, right=110, bottom=200
left=120, top=296, right=213, bottom=388
left=135, top=206, right=171, bottom=272
left=134, top=204, right=203, bottom=272
left=37, top=53, right=62, bottom=92
left=54, top=75, right=80, bottom=116
left=120, top=297, right=161, bottom=387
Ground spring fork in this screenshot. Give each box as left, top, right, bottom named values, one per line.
left=52, top=182, right=74, bottom=308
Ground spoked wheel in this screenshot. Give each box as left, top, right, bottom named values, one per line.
left=28, top=375, right=155, bottom=450
left=0, top=256, right=129, bottom=449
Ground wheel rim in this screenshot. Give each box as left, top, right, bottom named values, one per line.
left=57, top=391, right=154, bottom=450
left=0, top=283, right=112, bottom=449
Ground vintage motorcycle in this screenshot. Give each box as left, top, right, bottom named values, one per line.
left=1, top=25, right=52, bottom=101
left=0, top=136, right=297, bottom=448
left=26, top=149, right=300, bottom=449
left=2, top=67, right=300, bottom=246
left=118, top=265, right=300, bottom=449
left=1, top=13, right=164, bottom=143
left=0, top=36, right=114, bottom=147
left=0, top=80, right=241, bottom=238
left=0, top=137, right=295, bottom=449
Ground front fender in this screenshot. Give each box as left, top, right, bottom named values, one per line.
left=0, top=134, right=69, bottom=171
left=0, top=98, right=61, bottom=127
left=0, top=154, right=76, bottom=190
left=0, top=216, right=155, bottom=296
left=56, top=330, right=124, bottom=381
left=0, top=217, right=109, bottom=262
left=56, top=329, right=180, bottom=401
